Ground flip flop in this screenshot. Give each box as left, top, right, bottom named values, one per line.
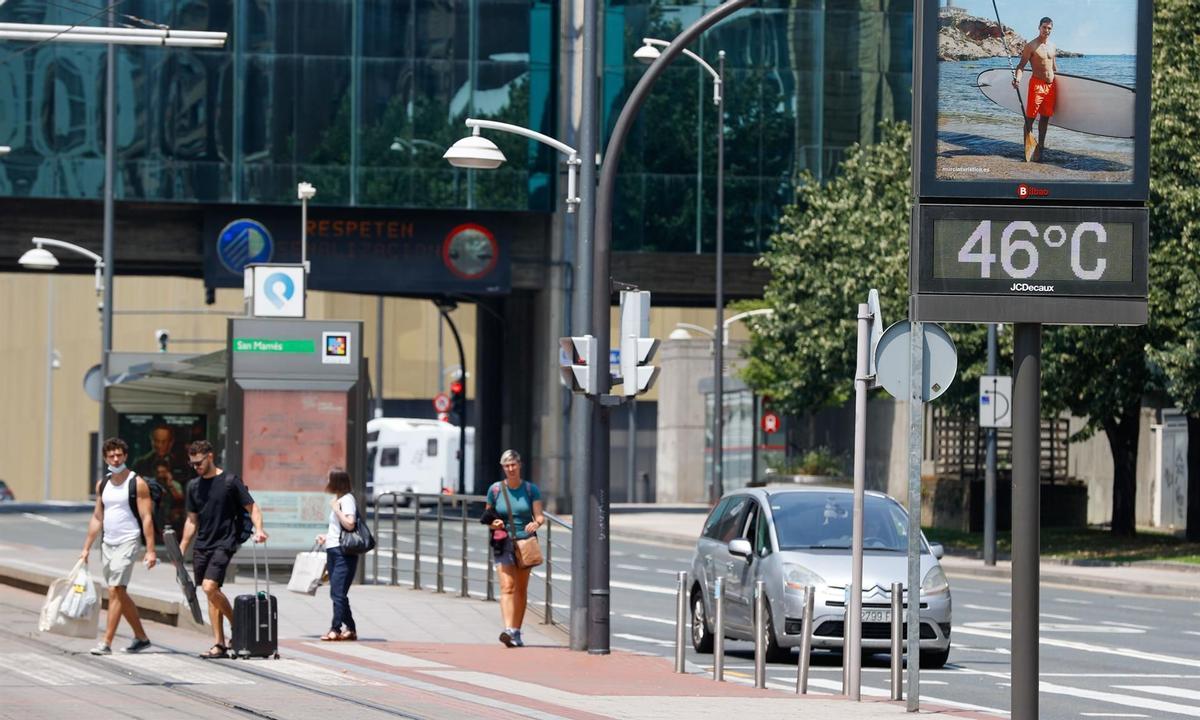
left=199, top=643, right=228, bottom=659
left=319, top=631, right=341, bottom=642
left=338, top=630, right=357, bottom=641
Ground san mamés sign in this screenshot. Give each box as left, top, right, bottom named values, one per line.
left=203, top=205, right=540, bottom=296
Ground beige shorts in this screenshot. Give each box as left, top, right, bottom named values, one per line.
left=101, top=538, right=141, bottom=587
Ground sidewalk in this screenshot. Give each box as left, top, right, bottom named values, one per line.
left=605, top=507, right=1200, bottom=600
left=0, top=531, right=992, bottom=719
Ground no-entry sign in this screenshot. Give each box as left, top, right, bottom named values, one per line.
left=432, top=392, right=451, bottom=413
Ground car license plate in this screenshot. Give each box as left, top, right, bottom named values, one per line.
left=862, top=609, right=891, bottom=623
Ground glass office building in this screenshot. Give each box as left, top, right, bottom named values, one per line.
left=0, top=0, right=911, bottom=254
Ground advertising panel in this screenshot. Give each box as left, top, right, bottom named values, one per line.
left=915, top=0, right=1151, bottom=201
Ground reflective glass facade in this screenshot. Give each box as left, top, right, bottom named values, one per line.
left=0, top=0, right=556, bottom=210
left=607, top=1, right=912, bottom=253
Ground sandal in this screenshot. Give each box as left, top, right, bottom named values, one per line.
left=338, top=630, right=357, bottom=641
left=198, top=644, right=228, bottom=659
left=319, top=631, right=341, bottom=642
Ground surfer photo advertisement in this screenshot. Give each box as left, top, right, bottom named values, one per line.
left=914, top=0, right=1151, bottom=201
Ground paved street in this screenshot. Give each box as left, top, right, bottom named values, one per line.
left=3, top=509, right=1199, bottom=719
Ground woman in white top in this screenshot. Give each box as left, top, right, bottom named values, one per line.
left=315, top=468, right=358, bottom=641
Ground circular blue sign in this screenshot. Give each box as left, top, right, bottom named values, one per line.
left=217, top=219, right=274, bottom=274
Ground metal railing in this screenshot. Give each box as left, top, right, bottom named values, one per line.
left=368, top=491, right=573, bottom=625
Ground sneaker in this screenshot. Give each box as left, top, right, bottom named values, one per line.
left=124, top=638, right=152, bottom=654
left=499, top=629, right=516, bottom=648
left=512, top=630, right=525, bottom=647
left=89, top=642, right=111, bottom=656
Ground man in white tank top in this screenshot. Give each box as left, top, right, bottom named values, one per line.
left=79, top=438, right=158, bottom=655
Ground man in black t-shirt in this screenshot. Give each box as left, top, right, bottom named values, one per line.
left=179, top=440, right=267, bottom=659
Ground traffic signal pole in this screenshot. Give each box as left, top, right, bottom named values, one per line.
left=438, top=303, right=468, bottom=494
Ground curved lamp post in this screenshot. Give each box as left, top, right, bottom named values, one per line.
left=20, top=236, right=107, bottom=482
left=444, top=118, right=581, bottom=213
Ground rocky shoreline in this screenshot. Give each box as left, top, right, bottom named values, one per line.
left=938, top=12, right=1082, bottom=62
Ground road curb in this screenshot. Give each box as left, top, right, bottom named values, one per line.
left=0, top=502, right=94, bottom=514
left=942, top=562, right=1200, bottom=600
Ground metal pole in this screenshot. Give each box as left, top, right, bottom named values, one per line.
left=412, top=494, right=422, bottom=590
left=440, top=307, right=468, bottom=495
left=848, top=302, right=870, bottom=700
left=1012, top=323, right=1041, bottom=720
left=843, top=582, right=851, bottom=694
left=674, top=571, right=687, bottom=672
left=391, top=494, right=398, bottom=585
left=891, top=582, right=903, bottom=701
left=375, top=297, right=384, bottom=417
left=43, top=277, right=55, bottom=501
left=753, top=580, right=766, bottom=689
left=544, top=520, right=553, bottom=623
left=436, top=495, right=445, bottom=593
left=626, top=399, right=637, bottom=501
left=796, top=585, right=813, bottom=694
left=99, top=3, right=116, bottom=464
left=985, top=324, right=998, bottom=566
left=906, top=320, right=924, bottom=712
left=710, top=50, right=726, bottom=505
left=570, top=0, right=598, bottom=654
left=593, top=0, right=752, bottom=654
left=460, top=497, right=469, bottom=597
left=713, top=576, right=725, bottom=681
left=301, top=196, right=308, bottom=272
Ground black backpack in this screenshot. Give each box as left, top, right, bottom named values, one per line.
left=100, top=472, right=164, bottom=546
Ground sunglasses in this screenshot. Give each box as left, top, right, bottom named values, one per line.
left=189, top=457, right=209, bottom=467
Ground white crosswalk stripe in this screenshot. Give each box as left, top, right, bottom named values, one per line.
left=1039, top=680, right=1200, bottom=717
left=303, top=642, right=449, bottom=669
left=103, top=653, right=255, bottom=685
left=253, top=658, right=382, bottom=686
left=4, top=653, right=116, bottom=686
left=1114, top=686, right=1200, bottom=702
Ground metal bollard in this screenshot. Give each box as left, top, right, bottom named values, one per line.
left=436, top=495, right=445, bottom=593
left=796, top=585, right=814, bottom=694
left=460, top=497, right=469, bottom=598
left=390, top=494, right=399, bottom=586
left=372, top=497, right=381, bottom=583
left=543, top=520, right=553, bottom=624
left=842, top=582, right=853, bottom=694
left=713, top=577, right=725, bottom=681
left=753, top=580, right=767, bottom=689
left=891, top=582, right=903, bottom=701
left=674, top=571, right=687, bottom=673
left=412, top=494, right=422, bottom=590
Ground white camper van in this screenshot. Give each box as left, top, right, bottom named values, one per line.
left=366, top=417, right=477, bottom=502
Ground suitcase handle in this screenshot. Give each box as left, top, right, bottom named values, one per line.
left=249, top=538, right=271, bottom=646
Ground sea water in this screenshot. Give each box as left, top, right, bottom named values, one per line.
left=938, top=55, right=1136, bottom=157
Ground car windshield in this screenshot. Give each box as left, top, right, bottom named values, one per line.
left=770, top=493, right=916, bottom=552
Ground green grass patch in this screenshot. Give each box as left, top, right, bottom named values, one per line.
left=922, top=525, right=1200, bottom=564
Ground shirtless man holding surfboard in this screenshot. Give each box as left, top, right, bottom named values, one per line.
left=1013, top=16, right=1057, bottom=162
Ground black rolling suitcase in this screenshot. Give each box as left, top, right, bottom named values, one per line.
left=231, top=541, right=279, bottom=659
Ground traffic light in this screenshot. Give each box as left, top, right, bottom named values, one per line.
left=618, top=290, right=659, bottom=396
left=449, top=378, right=466, bottom=425
left=559, top=335, right=599, bottom=395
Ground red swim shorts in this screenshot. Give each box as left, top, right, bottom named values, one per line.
left=1025, top=77, right=1056, bottom=119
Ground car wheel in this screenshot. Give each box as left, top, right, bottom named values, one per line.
left=920, top=645, right=950, bottom=669
left=691, top=587, right=714, bottom=653
left=761, top=603, right=791, bottom=664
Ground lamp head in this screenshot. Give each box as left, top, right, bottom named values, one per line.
left=297, top=181, right=317, bottom=200
left=390, top=137, right=404, bottom=152
left=19, top=242, right=59, bottom=270
left=633, top=43, right=661, bottom=64
left=443, top=134, right=506, bottom=169
left=0, top=146, right=10, bottom=156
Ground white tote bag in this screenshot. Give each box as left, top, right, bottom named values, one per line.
left=39, top=560, right=101, bottom=638
left=59, top=561, right=97, bottom=619
left=287, top=550, right=327, bottom=595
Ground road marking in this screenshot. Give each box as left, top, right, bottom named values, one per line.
left=1117, top=604, right=1162, bottom=613
left=955, top=626, right=1200, bottom=668
left=611, top=580, right=676, bottom=596
left=1041, top=612, right=1082, bottom=621
left=964, top=603, right=1009, bottom=613
left=615, top=563, right=649, bottom=571
left=953, top=644, right=1011, bottom=656
left=1053, top=597, right=1093, bottom=605
left=5, top=653, right=114, bottom=686
left=612, top=632, right=675, bottom=648
left=1039, top=680, right=1200, bottom=717
left=303, top=642, right=449, bottom=669
left=1115, top=686, right=1200, bottom=702
left=964, top=621, right=1143, bottom=634
left=621, top=613, right=675, bottom=626
left=1185, top=631, right=1200, bottom=638
left=656, top=568, right=682, bottom=575
left=1102, top=621, right=1154, bottom=630
left=801, top=677, right=1010, bottom=716
left=20, top=512, right=83, bottom=531
left=104, top=654, right=255, bottom=685
left=254, top=658, right=382, bottom=686
left=1079, top=714, right=1150, bottom=718
left=636, top=553, right=663, bottom=561
left=1046, top=674, right=1200, bottom=679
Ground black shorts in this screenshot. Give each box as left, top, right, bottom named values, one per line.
left=193, top=546, right=234, bottom=587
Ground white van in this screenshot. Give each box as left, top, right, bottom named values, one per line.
left=366, top=417, right=477, bottom=502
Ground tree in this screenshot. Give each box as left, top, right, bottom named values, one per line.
left=1145, top=0, right=1200, bottom=541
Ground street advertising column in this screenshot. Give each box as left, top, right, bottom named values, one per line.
left=226, top=318, right=367, bottom=554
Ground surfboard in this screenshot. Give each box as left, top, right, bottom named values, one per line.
left=976, top=69, right=1135, bottom=139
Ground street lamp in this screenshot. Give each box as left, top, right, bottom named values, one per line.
left=0, top=146, right=10, bottom=155
left=19, top=236, right=107, bottom=492
left=444, top=118, right=581, bottom=212
left=298, top=182, right=316, bottom=275
left=634, top=38, right=727, bottom=503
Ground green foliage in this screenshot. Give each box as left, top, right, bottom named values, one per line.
left=768, top=447, right=846, bottom=477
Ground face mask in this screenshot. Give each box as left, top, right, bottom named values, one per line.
left=107, top=463, right=126, bottom=474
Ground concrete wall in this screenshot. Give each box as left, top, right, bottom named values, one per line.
left=654, top=337, right=713, bottom=502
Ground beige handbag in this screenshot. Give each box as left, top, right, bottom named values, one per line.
left=501, top=482, right=544, bottom=568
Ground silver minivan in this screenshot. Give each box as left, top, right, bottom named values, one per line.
left=688, top=486, right=952, bottom=667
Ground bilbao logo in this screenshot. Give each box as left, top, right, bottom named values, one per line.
left=1010, top=282, right=1055, bottom=293
left=1017, top=183, right=1050, bottom=199
left=217, top=219, right=274, bottom=274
